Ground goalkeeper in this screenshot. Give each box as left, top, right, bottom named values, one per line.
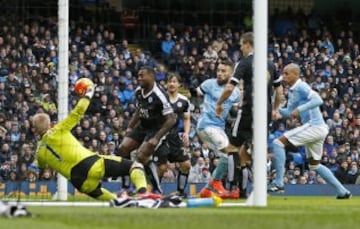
left=32, top=84, right=152, bottom=201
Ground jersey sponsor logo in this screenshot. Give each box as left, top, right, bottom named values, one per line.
left=139, top=108, right=150, bottom=118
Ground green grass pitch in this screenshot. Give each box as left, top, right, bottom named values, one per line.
left=1, top=196, right=359, bottom=229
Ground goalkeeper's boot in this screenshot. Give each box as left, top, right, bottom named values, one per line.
left=199, top=187, right=214, bottom=198
left=209, top=179, right=230, bottom=197
left=267, top=183, right=284, bottom=193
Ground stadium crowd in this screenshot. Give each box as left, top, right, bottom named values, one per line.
left=0, top=7, right=359, bottom=190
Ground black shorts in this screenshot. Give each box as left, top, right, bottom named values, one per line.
left=152, top=141, right=169, bottom=165
left=166, top=132, right=190, bottom=163
left=70, top=155, right=100, bottom=190
left=227, top=114, right=253, bottom=147
left=127, top=125, right=158, bottom=142
left=70, top=154, right=133, bottom=190
left=129, top=125, right=170, bottom=165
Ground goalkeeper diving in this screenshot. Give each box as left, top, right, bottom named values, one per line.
left=31, top=82, right=154, bottom=201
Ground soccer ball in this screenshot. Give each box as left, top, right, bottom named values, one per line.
left=74, top=78, right=94, bottom=96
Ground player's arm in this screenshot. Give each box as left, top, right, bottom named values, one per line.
left=279, top=99, right=297, bottom=118
left=182, top=107, right=191, bottom=147
left=55, top=85, right=95, bottom=131
left=297, top=88, right=323, bottom=113
left=272, top=72, right=283, bottom=110
left=126, top=108, right=140, bottom=134
left=218, top=82, right=236, bottom=105
left=279, top=91, right=298, bottom=118
left=195, top=78, right=212, bottom=97
left=153, top=112, right=176, bottom=142
left=55, top=97, right=90, bottom=131
left=273, top=85, right=283, bottom=110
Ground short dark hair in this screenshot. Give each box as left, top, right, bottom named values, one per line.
left=219, top=59, right=234, bottom=69
left=167, top=72, right=182, bottom=83
left=140, top=66, right=156, bottom=78
left=241, top=32, right=254, bottom=47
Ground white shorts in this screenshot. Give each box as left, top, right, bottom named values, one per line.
left=284, top=123, right=329, bottom=160
left=197, top=126, right=229, bottom=158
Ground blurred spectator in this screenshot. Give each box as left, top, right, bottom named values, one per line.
left=161, top=32, right=175, bottom=60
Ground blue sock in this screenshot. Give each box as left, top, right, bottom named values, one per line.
left=206, top=156, right=227, bottom=188
left=272, top=141, right=286, bottom=187
left=315, top=164, right=348, bottom=196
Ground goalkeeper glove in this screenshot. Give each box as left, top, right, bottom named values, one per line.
left=85, top=84, right=96, bottom=99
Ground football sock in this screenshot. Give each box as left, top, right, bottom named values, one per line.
left=177, top=171, right=189, bottom=194
left=130, top=167, right=147, bottom=194
left=315, top=164, right=348, bottom=195
left=239, top=166, right=249, bottom=195
left=228, top=152, right=240, bottom=190
left=272, top=141, right=286, bottom=187
left=206, top=156, right=227, bottom=188
left=121, top=175, right=130, bottom=190
left=145, top=161, right=163, bottom=193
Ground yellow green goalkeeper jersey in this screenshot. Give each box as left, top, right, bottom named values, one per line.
left=35, top=98, right=95, bottom=179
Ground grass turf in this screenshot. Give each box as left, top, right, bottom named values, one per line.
left=0, top=196, right=359, bottom=229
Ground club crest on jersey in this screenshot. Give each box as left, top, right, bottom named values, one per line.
left=148, top=97, right=153, bottom=103
left=177, top=101, right=182, bottom=108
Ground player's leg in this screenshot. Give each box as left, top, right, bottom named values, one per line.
left=118, top=128, right=143, bottom=190
left=169, top=151, right=191, bottom=197
left=156, top=163, right=168, bottom=183
left=177, top=159, right=191, bottom=197
left=226, top=147, right=240, bottom=199
left=239, top=142, right=253, bottom=198
left=167, top=136, right=191, bottom=197
left=305, top=126, right=351, bottom=199
left=101, top=155, right=148, bottom=195
left=197, top=127, right=230, bottom=197
left=226, top=144, right=239, bottom=190
left=137, top=137, right=168, bottom=194
left=228, top=114, right=253, bottom=198
left=268, top=135, right=289, bottom=192
left=269, top=124, right=309, bottom=192
left=70, top=155, right=117, bottom=201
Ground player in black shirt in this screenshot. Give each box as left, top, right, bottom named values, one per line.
left=158, top=72, right=191, bottom=197
left=216, top=32, right=283, bottom=198
left=118, top=66, right=176, bottom=193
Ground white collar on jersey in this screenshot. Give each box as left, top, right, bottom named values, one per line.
left=169, top=93, right=179, bottom=103
left=142, top=83, right=156, bottom=98
left=289, top=79, right=302, bottom=91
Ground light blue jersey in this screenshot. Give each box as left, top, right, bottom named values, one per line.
left=279, top=79, right=325, bottom=125
left=197, top=79, right=241, bottom=129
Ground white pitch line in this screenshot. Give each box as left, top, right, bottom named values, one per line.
left=9, top=201, right=248, bottom=208
left=219, top=202, right=247, bottom=207
left=8, top=201, right=110, bottom=207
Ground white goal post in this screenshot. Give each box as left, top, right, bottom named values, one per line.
left=250, top=0, right=268, bottom=207
left=56, top=0, right=69, bottom=201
